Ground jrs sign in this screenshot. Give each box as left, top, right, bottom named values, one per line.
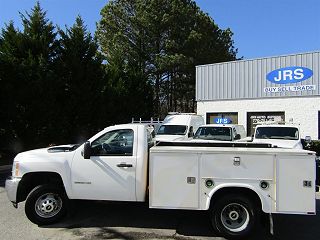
left=266, top=67, right=313, bottom=84
left=214, top=118, right=231, bottom=124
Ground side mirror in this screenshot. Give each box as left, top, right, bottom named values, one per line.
left=305, top=136, right=312, bottom=144
left=234, top=134, right=241, bottom=140
left=83, top=141, right=91, bottom=159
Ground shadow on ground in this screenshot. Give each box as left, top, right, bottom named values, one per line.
left=52, top=200, right=218, bottom=238
left=42, top=199, right=274, bottom=240
left=44, top=199, right=320, bottom=240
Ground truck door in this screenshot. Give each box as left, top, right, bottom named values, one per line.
left=71, top=128, right=137, bottom=201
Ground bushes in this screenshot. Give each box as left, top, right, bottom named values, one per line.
left=303, top=140, right=320, bottom=156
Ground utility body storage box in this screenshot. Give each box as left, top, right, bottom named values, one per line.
left=149, top=143, right=316, bottom=215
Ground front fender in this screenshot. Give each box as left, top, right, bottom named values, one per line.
left=23, top=167, right=72, bottom=198
left=16, top=155, right=74, bottom=198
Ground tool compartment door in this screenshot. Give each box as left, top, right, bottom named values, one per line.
left=149, top=151, right=199, bottom=209
left=276, top=155, right=315, bottom=213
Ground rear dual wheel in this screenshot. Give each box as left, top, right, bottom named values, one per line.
left=211, top=194, right=259, bottom=239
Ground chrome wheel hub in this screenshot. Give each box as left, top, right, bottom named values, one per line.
left=229, top=210, right=240, bottom=221
left=35, top=193, right=62, bottom=218
left=220, top=203, right=250, bottom=232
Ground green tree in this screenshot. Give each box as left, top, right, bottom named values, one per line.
left=0, top=22, right=24, bottom=154
left=18, top=2, right=60, bottom=146
left=97, top=0, right=237, bottom=117
left=103, top=58, right=154, bottom=125
left=0, top=2, right=60, bottom=153
left=56, top=16, right=105, bottom=142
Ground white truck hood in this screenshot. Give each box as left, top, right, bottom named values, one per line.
left=9, top=144, right=83, bottom=190
left=13, top=144, right=80, bottom=176
left=189, top=139, right=229, bottom=143
left=253, top=139, right=302, bottom=149
left=155, top=135, right=186, bottom=142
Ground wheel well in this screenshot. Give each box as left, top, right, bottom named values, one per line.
left=209, top=187, right=262, bottom=210
left=17, top=172, right=65, bottom=203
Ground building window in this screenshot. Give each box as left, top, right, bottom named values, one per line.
left=247, top=112, right=285, bottom=136
left=206, top=112, right=238, bottom=125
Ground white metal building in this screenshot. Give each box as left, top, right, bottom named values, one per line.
left=196, top=51, right=320, bottom=139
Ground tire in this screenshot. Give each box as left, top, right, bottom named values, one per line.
left=210, top=194, right=259, bottom=240
left=25, top=184, right=68, bottom=225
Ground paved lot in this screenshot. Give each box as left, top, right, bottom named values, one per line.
left=0, top=167, right=319, bottom=240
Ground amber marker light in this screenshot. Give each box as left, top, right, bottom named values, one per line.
left=15, top=162, right=19, bottom=176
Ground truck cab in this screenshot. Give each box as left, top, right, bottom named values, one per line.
left=6, top=124, right=151, bottom=210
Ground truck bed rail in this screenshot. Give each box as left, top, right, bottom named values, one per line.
left=156, top=141, right=273, bottom=148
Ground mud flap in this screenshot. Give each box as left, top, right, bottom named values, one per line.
left=269, top=213, right=274, bottom=235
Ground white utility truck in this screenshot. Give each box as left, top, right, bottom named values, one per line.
left=252, top=124, right=304, bottom=149
left=5, top=124, right=317, bottom=239
left=192, top=124, right=246, bottom=142
left=155, top=113, right=204, bottom=141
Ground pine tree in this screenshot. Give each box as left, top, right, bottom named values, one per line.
left=56, top=16, right=105, bottom=142
left=97, top=0, right=237, bottom=117
left=0, top=2, right=59, bottom=151
left=0, top=22, right=24, bottom=154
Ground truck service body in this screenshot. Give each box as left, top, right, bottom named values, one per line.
left=5, top=124, right=317, bottom=239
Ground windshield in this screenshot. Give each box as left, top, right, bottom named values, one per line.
left=255, top=127, right=299, bottom=140
left=157, top=125, right=187, bottom=135
left=194, top=127, right=232, bottom=141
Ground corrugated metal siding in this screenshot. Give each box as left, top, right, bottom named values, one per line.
left=196, top=51, right=320, bottom=101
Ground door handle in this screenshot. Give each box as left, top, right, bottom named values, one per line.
left=117, top=163, right=133, bottom=168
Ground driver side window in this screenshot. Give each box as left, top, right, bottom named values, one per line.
left=91, top=129, right=134, bottom=156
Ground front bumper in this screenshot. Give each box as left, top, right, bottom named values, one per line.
left=5, top=176, right=21, bottom=204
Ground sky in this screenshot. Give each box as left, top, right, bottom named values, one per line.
left=0, top=0, right=319, bottom=59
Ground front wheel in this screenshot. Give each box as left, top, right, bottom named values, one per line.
left=25, top=184, right=68, bottom=225
left=210, top=194, right=259, bottom=239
